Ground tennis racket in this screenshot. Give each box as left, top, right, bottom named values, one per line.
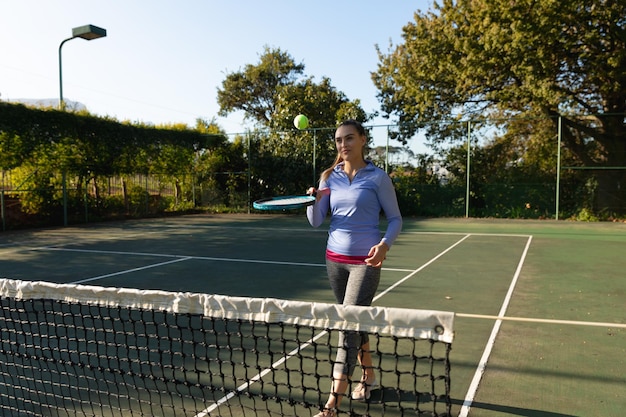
left=253, top=188, right=330, bottom=211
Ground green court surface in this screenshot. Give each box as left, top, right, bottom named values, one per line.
left=1, top=214, right=625, bottom=416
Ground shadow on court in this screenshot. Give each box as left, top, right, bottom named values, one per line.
left=450, top=399, right=577, bottom=417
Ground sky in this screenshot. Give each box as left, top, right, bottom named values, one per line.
left=0, top=1, right=432, bottom=149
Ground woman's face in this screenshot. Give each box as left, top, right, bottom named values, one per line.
left=334, top=124, right=366, bottom=162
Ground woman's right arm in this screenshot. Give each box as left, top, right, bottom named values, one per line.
left=306, top=186, right=329, bottom=227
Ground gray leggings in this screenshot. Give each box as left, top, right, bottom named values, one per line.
left=326, top=259, right=381, bottom=377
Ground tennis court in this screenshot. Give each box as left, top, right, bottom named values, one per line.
left=1, top=214, right=625, bottom=416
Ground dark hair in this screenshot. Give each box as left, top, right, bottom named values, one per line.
left=337, top=119, right=366, bottom=137
left=319, top=120, right=367, bottom=183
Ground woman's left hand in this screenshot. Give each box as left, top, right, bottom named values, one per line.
left=365, top=242, right=388, bottom=267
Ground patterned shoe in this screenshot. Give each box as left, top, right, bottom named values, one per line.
left=313, top=407, right=337, bottom=417
left=351, top=379, right=379, bottom=401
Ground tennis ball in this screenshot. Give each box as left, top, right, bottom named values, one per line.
left=294, top=114, right=309, bottom=130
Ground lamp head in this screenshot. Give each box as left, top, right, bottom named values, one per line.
left=72, top=24, right=107, bottom=40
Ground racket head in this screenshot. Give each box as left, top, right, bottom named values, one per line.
left=253, top=195, right=316, bottom=211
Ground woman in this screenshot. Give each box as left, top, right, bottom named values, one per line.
left=306, top=120, right=402, bottom=417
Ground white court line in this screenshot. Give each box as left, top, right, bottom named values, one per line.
left=39, top=247, right=188, bottom=258
left=4, top=229, right=167, bottom=250
left=32, top=246, right=419, bottom=273
left=193, top=234, right=473, bottom=417
left=456, top=313, right=626, bottom=329
left=402, top=230, right=532, bottom=238
left=375, top=234, right=471, bottom=300
left=143, top=222, right=533, bottom=236
left=457, top=235, right=533, bottom=417
left=69, top=257, right=192, bottom=285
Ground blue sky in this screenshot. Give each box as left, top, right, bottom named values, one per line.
left=0, top=1, right=432, bottom=148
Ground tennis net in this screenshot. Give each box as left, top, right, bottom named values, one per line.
left=0, top=278, right=454, bottom=417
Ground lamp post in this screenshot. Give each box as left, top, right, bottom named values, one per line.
left=58, top=25, right=106, bottom=227
left=58, top=24, right=107, bottom=110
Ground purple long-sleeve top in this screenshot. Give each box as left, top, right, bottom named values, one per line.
left=307, top=161, right=402, bottom=256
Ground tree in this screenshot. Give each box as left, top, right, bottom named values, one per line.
left=217, top=46, right=305, bottom=125
left=218, top=46, right=369, bottom=130
left=193, top=118, right=248, bottom=207
left=0, top=103, right=226, bottom=222
left=373, top=0, right=626, bottom=214
left=217, top=47, right=370, bottom=194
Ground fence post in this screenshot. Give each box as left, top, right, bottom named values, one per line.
left=555, top=116, right=562, bottom=220
left=191, top=174, right=196, bottom=206
left=465, top=121, right=471, bottom=218
left=62, top=171, right=68, bottom=226
left=385, top=126, right=390, bottom=173
left=312, top=129, right=317, bottom=186
left=84, top=177, right=89, bottom=223
left=247, top=134, right=251, bottom=214
left=1, top=190, right=5, bottom=231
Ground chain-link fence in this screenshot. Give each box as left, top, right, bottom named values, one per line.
left=0, top=171, right=249, bottom=230
left=2, top=116, right=625, bottom=230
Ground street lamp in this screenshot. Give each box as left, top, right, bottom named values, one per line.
left=58, top=24, right=107, bottom=110
left=58, top=24, right=106, bottom=227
